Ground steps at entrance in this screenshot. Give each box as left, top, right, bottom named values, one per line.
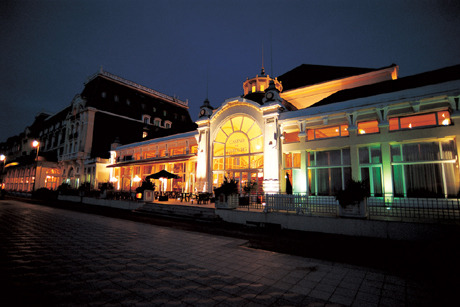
left=135, top=203, right=218, bottom=221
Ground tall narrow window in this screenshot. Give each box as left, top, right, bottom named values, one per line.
left=307, top=148, right=351, bottom=196
left=359, top=146, right=383, bottom=196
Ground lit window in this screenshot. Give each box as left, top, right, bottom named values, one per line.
left=284, top=131, right=300, bottom=143
left=307, top=125, right=349, bottom=141
left=284, top=153, right=301, bottom=168
left=252, top=85, right=256, bottom=93
left=142, top=132, right=147, bottom=138
left=260, top=85, right=265, bottom=92
left=389, top=111, right=451, bottom=131
left=357, top=120, right=379, bottom=135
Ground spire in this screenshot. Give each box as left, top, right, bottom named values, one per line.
left=261, top=44, right=265, bottom=76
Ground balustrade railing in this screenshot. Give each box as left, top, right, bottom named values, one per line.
left=245, top=193, right=460, bottom=223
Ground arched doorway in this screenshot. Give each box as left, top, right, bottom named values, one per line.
left=212, top=115, right=264, bottom=193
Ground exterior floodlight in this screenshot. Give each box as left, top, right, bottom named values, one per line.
left=32, top=140, right=40, bottom=148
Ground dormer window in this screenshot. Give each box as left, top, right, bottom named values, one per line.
left=101, top=92, right=107, bottom=98
left=114, top=95, right=119, bottom=102
left=164, top=121, right=172, bottom=129
left=154, top=118, right=161, bottom=126
left=142, top=115, right=151, bottom=124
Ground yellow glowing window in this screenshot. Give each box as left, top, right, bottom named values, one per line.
left=260, top=85, right=265, bottom=92
left=250, top=154, right=264, bottom=168
left=221, top=120, right=234, bottom=135
left=389, top=118, right=399, bottom=130
left=226, top=156, right=249, bottom=169
left=225, top=132, right=249, bottom=155
left=400, top=113, right=436, bottom=129
left=171, top=147, right=185, bottom=156
left=307, top=125, right=349, bottom=140
left=252, top=85, right=256, bottom=92
left=284, top=131, right=300, bottom=143
left=231, top=117, right=243, bottom=131
left=389, top=111, right=450, bottom=131
left=213, top=143, right=225, bottom=156
left=357, top=121, right=379, bottom=135
left=190, top=145, right=198, bottom=154
left=307, top=129, right=315, bottom=141
left=438, top=111, right=451, bottom=126
left=241, top=117, right=254, bottom=132
left=285, top=153, right=301, bottom=168
left=285, top=153, right=292, bottom=168
left=250, top=136, right=263, bottom=153
left=247, top=123, right=262, bottom=140
left=215, top=129, right=227, bottom=143
left=213, top=158, right=224, bottom=170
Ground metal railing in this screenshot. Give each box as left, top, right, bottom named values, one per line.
left=243, top=193, right=460, bottom=223
left=367, top=195, right=460, bottom=222
left=264, top=194, right=338, bottom=216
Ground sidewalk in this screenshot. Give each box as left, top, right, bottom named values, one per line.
left=1, top=199, right=449, bottom=306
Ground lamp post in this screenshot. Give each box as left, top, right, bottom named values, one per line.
left=32, top=140, right=40, bottom=192
left=0, top=154, right=5, bottom=190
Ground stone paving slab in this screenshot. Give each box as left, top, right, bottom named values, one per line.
left=0, top=200, right=441, bottom=306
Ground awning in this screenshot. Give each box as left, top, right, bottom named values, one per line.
left=106, top=154, right=196, bottom=168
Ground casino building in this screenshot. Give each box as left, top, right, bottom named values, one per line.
left=109, top=63, right=460, bottom=200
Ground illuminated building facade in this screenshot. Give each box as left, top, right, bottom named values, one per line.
left=0, top=68, right=196, bottom=192
left=109, top=63, right=460, bottom=201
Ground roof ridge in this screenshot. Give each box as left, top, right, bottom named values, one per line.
left=85, top=69, right=189, bottom=108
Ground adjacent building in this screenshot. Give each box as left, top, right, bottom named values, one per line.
left=0, top=68, right=196, bottom=192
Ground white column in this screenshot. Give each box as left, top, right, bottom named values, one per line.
left=262, top=112, right=281, bottom=194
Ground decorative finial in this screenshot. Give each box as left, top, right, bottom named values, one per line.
left=261, top=44, right=265, bottom=76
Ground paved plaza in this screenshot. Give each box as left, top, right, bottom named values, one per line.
left=0, top=200, right=445, bottom=306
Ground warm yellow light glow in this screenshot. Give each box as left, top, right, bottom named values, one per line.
left=0, top=154, right=5, bottom=161
left=32, top=140, right=40, bottom=148
left=252, top=85, right=256, bottom=92
left=133, top=175, right=141, bottom=182
left=136, top=193, right=143, bottom=199
left=359, top=129, right=366, bottom=134
left=110, top=177, right=118, bottom=182
left=442, top=118, right=451, bottom=126
left=260, top=85, right=265, bottom=92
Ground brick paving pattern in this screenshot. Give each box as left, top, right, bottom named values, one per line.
left=0, top=200, right=437, bottom=306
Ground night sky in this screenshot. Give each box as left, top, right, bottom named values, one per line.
left=1, top=0, right=460, bottom=143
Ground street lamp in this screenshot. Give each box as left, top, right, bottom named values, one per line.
left=32, top=140, right=40, bottom=192
left=0, top=154, right=5, bottom=190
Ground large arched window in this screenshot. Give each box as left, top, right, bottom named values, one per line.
left=212, top=115, right=263, bottom=191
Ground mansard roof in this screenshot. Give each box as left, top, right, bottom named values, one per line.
left=313, top=64, right=460, bottom=107
left=278, top=63, right=397, bottom=91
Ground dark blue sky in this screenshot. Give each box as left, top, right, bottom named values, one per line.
left=1, top=0, right=460, bottom=142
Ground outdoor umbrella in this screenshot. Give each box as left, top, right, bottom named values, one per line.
left=146, top=170, right=180, bottom=196
left=146, top=169, right=180, bottom=180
